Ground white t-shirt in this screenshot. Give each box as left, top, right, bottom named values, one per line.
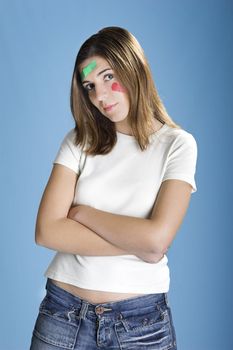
left=44, top=123, right=198, bottom=293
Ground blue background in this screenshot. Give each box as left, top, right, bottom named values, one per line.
left=1, top=0, right=232, bottom=349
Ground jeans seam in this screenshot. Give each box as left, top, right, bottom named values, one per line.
left=33, top=329, right=75, bottom=349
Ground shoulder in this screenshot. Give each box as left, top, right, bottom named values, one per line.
left=59, top=128, right=82, bottom=150
left=158, top=125, right=197, bottom=151
left=55, top=127, right=83, bottom=160
left=62, top=128, right=77, bottom=143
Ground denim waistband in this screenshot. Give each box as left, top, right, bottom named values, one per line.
left=45, top=278, right=169, bottom=320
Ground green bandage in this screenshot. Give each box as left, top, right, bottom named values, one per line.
left=80, top=60, right=97, bottom=81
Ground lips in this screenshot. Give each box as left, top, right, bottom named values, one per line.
left=103, top=103, right=118, bottom=112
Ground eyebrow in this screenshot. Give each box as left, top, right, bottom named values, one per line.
left=82, top=67, right=112, bottom=84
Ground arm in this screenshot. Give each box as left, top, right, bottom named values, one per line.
left=35, top=164, right=129, bottom=256
left=68, top=179, right=193, bottom=256
left=68, top=206, right=158, bottom=257
left=68, top=205, right=163, bottom=263
left=36, top=164, right=155, bottom=262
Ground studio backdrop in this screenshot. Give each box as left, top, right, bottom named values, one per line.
left=1, top=1, right=232, bottom=349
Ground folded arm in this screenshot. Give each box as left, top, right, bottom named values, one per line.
left=35, top=164, right=156, bottom=263
left=68, top=179, right=193, bottom=257
left=35, top=164, right=129, bottom=257
left=68, top=206, right=157, bottom=256
left=36, top=164, right=193, bottom=264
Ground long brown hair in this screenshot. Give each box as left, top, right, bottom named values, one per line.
left=70, top=26, right=181, bottom=155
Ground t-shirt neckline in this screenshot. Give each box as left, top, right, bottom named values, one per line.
left=116, top=123, right=169, bottom=140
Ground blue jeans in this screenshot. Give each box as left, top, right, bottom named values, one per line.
left=30, top=278, right=177, bottom=349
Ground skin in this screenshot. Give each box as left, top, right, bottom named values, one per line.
left=37, top=55, right=193, bottom=303
left=80, top=55, right=131, bottom=135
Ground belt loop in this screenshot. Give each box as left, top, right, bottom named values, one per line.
left=164, top=293, right=169, bottom=307
left=45, top=278, right=49, bottom=290
left=79, top=301, right=89, bottom=320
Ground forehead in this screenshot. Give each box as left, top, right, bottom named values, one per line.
left=79, top=56, right=111, bottom=77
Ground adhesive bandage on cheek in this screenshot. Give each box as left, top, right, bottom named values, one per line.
left=111, top=82, right=126, bottom=93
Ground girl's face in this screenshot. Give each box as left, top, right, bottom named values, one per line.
left=79, top=56, right=130, bottom=133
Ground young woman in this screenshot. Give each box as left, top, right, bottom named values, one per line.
left=30, top=26, right=197, bottom=350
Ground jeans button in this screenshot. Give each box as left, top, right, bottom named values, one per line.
left=95, top=306, right=105, bottom=315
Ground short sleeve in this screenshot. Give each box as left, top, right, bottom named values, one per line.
left=161, top=132, right=198, bottom=193
left=53, top=129, right=81, bottom=174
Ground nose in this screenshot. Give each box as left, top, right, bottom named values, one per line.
left=95, top=84, right=108, bottom=102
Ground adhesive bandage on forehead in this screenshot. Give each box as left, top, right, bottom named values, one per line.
left=80, top=60, right=97, bottom=81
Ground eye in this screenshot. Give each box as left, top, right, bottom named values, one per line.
left=104, top=73, right=114, bottom=81
left=83, top=83, right=95, bottom=92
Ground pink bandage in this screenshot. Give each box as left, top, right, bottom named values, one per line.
left=111, top=82, right=126, bottom=93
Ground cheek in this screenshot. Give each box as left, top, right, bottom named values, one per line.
left=88, top=94, right=96, bottom=106
left=111, top=82, right=126, bottom=93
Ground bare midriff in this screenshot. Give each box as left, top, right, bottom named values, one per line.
left=51, top=279, right=145, bottom=304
